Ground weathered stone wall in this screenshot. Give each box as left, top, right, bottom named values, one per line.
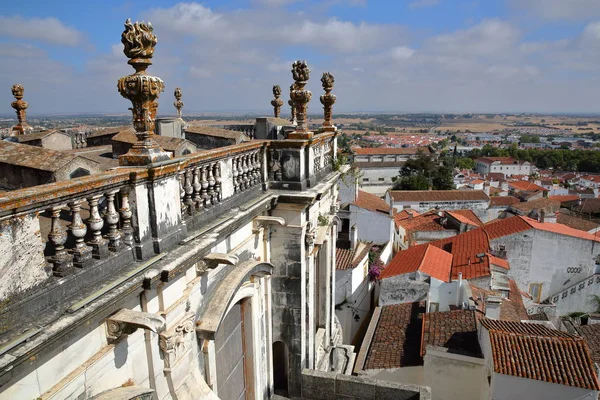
left=0, top=213, right=48, bottom=303
left=0, top=164, right=54, bottom=189
left=301, top=369, right=431, bottom=400
left=492, top=230, right=600, bottom=301
left=379, top=274, right=428, bottom=306
left=184, top=131, right=237, bottom=149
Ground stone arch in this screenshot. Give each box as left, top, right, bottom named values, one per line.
left=70, top=167, right=90, bottom=179
left=196, top=260, right=273, bottom=339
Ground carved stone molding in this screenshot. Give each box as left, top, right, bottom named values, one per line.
left=10, top=84, right=32, bottom=136
left=117, top=18, right=170, bottom=166
left=105, top=308, right=166, bottom=342
left=271, top=85, right=284, bottom=118
left=320, top=72, right=337, bottom=132
left=159, top=312, right=195, bottom=369
left=305, top=221, right=316, bottom=251
left=289, top=61, right=313, bottom=139
left=196, top=253, right=239, bottom=275
left=253, top=216, right=286, bottom=233
left=173, top=87, right=184, bottom=118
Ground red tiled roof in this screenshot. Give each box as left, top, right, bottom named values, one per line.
left=446, top=210, right=483, bottom=227
left=353, top=190, right=390, bottom=214
left=477, top=157, right=525, bottom=165
left=576, top=324, right=600, bottom=364
left=389, top=190, right=489, bottom=202
left=396, top=211, right=448, bottom=233
left=431, top=228, right=491, bottom=280
left=336, top=248, right=354, bottom=270
left=500, top=280, right=529, bottom=321
left=488, top=254, right=509, bottom=270
left=479, top=319, right=575, bottom=337
left=510, top=198, right=560, bottom=214
left=482, top=216, right=533, bottom=239
left=469, top=280, right=528, bottom=322
left=549, top=195, right=580, bottom=203
left=393, top=209, right=420, bottom=228
left=354, top=147, right=428, bottom=155
left=380, top=244, right=452, bottom=282
left=489, top=196, right=520, bottom=207
left=489, top=329, right=599, bottom=390
left=421, top=310, right=481, bottom=357
left=556, top=212, right=599, bottom=232
left=364, top=302, right=425, bottom=369
left=508, top=180, right=548, bottom=192
left=336, top=243, right=372, bottom=270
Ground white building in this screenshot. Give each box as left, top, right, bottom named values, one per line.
left=385, top=190, right=490, bottom=220
left=475, top=157, right=532, bottom=177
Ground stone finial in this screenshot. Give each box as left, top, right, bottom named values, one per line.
left=117, top=18, right=170, bottom=166
left=174, top=87, right=184, bottom=118
left=290, top=61, right=312, bottom=139
left=320, top=72, right=337, bottom=132
left=10, top=84, right=32, bottom=136
left=271, top=85, right=284, bottom=118
left=288, top=84, right=297, bottom=124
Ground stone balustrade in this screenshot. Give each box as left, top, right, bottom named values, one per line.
left=0, top=135, right=337, bottom=308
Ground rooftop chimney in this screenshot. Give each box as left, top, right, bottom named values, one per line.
left=485, top=296, right=502, bottom=319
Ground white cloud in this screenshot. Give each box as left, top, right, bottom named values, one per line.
left=408, top=0, right=440, bottom=9
left=389, top=46, right=416, bottom=60
left=0, top=16, right=84, bottom=46
left=512, top=0, right=600, bottom=21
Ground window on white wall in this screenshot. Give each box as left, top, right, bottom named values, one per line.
left=529, top=283, right=542, bottom=303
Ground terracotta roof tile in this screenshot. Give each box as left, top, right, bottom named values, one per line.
left=510, top=198, right=560, bottom=214
left=509, top=180, right=548, bottom=192
left=336, top=247, right=354, bottom=270
left=556, top=213, right=599, bottom=232
left=576, top=324, right=600, bottom=364
left=354, top=147, right=428, bottom=155
left=431, top=228, right=491, bottom=280
left=353, top=190, right=390, bottom=214
left=185, top=125, right=249, bottom=140
left=396, top=211, right=448, bottom=233
left=477, top=157, right=526, bottom=165
left=446, top=210, right=483, bottom=227
left=480, top=319, right=576, bottom=337
left=389, top=190, right=489, bottom=202
left=393, top=209, right=420, bottom=228
left=489, top=329, right=599, bottom=390
left=549, top=195, right=580, bottom=203
left=364, top=302, right=425, bottom=369
left=489, top=196, right=520, bottom=207
left=380, top=244, right=452, bottom=282
left=488, top=255, right=510, bottom=270
left=421, top=310, right=481, bottom=356
left=500, top=280, right=529, bottom=321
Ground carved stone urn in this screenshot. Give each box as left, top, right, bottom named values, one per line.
left=117, top=19, right=171, bottom=166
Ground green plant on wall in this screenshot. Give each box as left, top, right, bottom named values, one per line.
left=318, top=214, right=329, bottom=226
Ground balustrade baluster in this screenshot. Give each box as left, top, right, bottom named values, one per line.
left=68, top=200, right=92, bottom=268
left=242, top=154, right=250, bottom=190
left=86, top=194, right=109, bottom=258
left=201, top=164, right=210, bottom=208
left=48, top=205, right=73, bottom=276
left=214, top=162, right=222, bottom=202
left=274, top=150, right=283, bottom=181
left=184, top=169, right=194, bottom=216
left=178, top=170, right=186, bottom=215
left=206, top=163, right=215, bottom=207
left=251, top=151, right=258, bottom=186
left=119, top=187, right=134, bottom=246
left=255, top=151, right=261, bottom=184
left=193, top=166, right=203, bottom=211
left=233, top=156, right=240, bottom=193
left=105, top=190, right=122, bottom=251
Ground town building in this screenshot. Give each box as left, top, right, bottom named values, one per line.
left=475, top=157, right=532, bottom=177
left=385, top=190, right=490, bottom=220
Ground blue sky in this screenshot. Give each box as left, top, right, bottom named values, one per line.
left=2, top=0, right=600, bottom=114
